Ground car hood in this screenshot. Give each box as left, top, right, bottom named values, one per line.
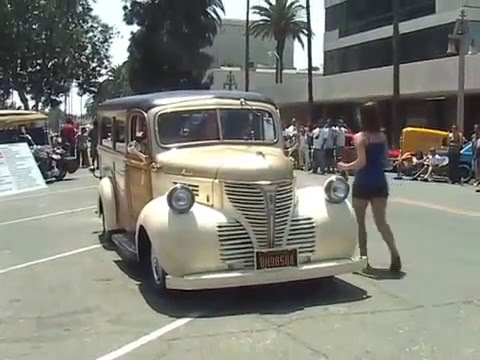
left=155, top=145, right=294, bottom=182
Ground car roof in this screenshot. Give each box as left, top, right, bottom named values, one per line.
left=98, top=90, right=276, bottom=112
left=0, top=110, right=48, bottom=126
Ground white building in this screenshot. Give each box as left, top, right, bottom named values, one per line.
left=205, top=18, right=295, bottom=69
left=242, top=0, right=480, bottom=136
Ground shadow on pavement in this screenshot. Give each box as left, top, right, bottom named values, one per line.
left=112, top=259, right=370, bottom=319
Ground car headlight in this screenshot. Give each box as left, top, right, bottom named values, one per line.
left=324, top=176, right=350, bottom=204
left=167, top=184, right=195, bottom=213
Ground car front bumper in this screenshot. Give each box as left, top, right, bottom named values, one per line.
left=165, top=256, right=368, bottom=290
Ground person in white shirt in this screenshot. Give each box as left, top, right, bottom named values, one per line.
left=322, top=119, right=335, bottom=173
left=333, top=120, right=347, bottom=161
left=297, top=126, right=310, bottom=170
left=284, top=118, right=297, bottom=138
left=412, top=147, right=448, bottom=181
left=311, top=123, right=322, bottom=173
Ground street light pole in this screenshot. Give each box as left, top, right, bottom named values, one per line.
left=457, top=30, right=466, bottom=134
left=245, top=0, right=250, bottom=92
left=306, top=0, right=314, bottom=123
left=392, top=0, right=401, bottom=147
left=448, top=10, right=468, bottom=133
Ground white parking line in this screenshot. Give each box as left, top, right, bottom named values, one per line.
left=391, top=197, right=480, bottom=217
left=0, top=205, right=96, bottom=226
left=96, top=317, right=197, bottom=360
left=1, top=185, right=97, bottom=202
left=0, top=244, right=102, bottom=275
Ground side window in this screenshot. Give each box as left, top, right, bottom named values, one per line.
left=100, top=116, right=113, bottom=148
left=129, top=114, right=149, bottom=154
left=113, top=118, right=126, bottom=152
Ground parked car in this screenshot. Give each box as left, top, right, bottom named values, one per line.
left=0, top=110, right=79, bottom=181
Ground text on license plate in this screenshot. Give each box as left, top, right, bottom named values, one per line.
left=255, top=249, right=298, bottom=270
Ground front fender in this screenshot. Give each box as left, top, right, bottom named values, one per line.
left=136, top=197, right=228, bottom=277
left=295, top=186, right=357, bottom=260
left=98, top=177, right=119, bottom=231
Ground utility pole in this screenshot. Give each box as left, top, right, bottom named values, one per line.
left=245, top=0, right=250, bottom=92
left=392, top=0, right=401, bottom=147
left=306, top=0, right=314, bottom=122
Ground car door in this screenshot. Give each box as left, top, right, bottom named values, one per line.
left=125, top=111, right=153, bottom=230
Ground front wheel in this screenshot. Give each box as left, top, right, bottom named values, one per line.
left=55, top=166, right=67, bottom=181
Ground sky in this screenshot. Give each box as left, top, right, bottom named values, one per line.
left=68, top=0, right=325, bottom=114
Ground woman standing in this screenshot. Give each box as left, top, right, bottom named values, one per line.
left=337, top=102, right=401, bottom=272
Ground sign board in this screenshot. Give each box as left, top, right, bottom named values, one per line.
left=0, top=143, right=47, bottom=198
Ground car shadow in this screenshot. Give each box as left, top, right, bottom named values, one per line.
left=354, top=267, right=407, bottom=281
left=112, top=259, right=370, bottom=319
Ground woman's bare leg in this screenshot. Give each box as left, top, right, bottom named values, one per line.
left=371, top=197, right=401, bottom=271
left=352, top=198, right=369, bottom=258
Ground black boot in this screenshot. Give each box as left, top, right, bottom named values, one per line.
left=389, top=255, right=402, bottom=272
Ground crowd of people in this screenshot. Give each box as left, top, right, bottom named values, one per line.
left=58, top=117, right=99, bottom=170
left=283, top=117, right=351, bottom=174
left=395, top=123, right=480, bottom=189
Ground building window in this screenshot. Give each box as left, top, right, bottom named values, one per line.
left=324, top=22, right=455, bottom=75
left=325, top=0, right=436, bottom=37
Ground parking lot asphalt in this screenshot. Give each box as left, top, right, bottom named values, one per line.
left=0, top=170, right=479, bottom=360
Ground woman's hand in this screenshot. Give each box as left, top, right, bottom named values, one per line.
left=337, top=161, right=349, bottom=171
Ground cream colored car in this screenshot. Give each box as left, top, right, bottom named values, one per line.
left=95, top=90, right=366, bottom=292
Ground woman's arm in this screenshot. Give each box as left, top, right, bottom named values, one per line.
left=337, top=133, right=367, bottom=171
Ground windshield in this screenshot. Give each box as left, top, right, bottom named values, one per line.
left=156, top=108, right=277, bottom=146
left=0, top=126, right=49, bottom=146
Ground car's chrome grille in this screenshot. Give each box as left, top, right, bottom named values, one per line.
left=223, top=181, right=294, bottom=249
left=172, top=182, right=199, bottom=196
left=217, top=222, right=254, bottom=269
left=286, top=217, right=316, bottom=256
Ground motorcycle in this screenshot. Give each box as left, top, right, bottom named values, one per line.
left=20, top=134, right=79, bottom=182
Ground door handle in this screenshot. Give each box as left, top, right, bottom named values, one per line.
left=150, top=162, right=160, bottom=172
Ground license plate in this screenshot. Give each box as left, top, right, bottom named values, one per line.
left=255, top=249, right=298, bottom=270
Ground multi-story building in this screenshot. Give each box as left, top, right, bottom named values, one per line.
left=205, top=18, right=294, bottom=69
left=257, top=0, right=480, bottom=138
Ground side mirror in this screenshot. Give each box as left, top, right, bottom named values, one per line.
left=127, top=141, right=148, bottom=162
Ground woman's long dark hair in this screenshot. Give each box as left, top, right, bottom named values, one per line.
left=359, top=102, right=381, bottom=133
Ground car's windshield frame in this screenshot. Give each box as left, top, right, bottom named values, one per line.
left=154, top=105, right=279, bottom=148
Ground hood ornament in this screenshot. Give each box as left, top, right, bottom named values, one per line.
left=256, top=151, right=265, bottom=158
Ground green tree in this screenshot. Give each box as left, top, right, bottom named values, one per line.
left=85, top=61, right=132, bottom=117
left=250, top=0, right=308, bottom=83
left=0, top=0, right=114, bottom=110
left=123, top=0, right=224, bottom=93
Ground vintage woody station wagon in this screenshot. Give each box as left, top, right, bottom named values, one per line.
left=95, top=90, right=366, bottom=292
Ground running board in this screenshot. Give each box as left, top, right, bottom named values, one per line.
left=111, top=232, right=137, bottom=256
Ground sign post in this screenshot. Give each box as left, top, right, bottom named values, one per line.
left=0, top=143, right=47, bottom=198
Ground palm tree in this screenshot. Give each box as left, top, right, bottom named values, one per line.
left=250, top=0, right=308, bottom=84
left=85, top=62, right=132, bottom=117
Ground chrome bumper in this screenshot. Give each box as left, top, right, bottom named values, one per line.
left=166, top=256, right=367, bottom=291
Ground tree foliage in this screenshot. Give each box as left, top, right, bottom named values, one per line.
left=250, top=0, right=308, bottom=83
left=123, top=0, right=225, bottom=93
left=85, top=61, right=132, bottom=117
left=0, top=0, right=114, bottom=110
